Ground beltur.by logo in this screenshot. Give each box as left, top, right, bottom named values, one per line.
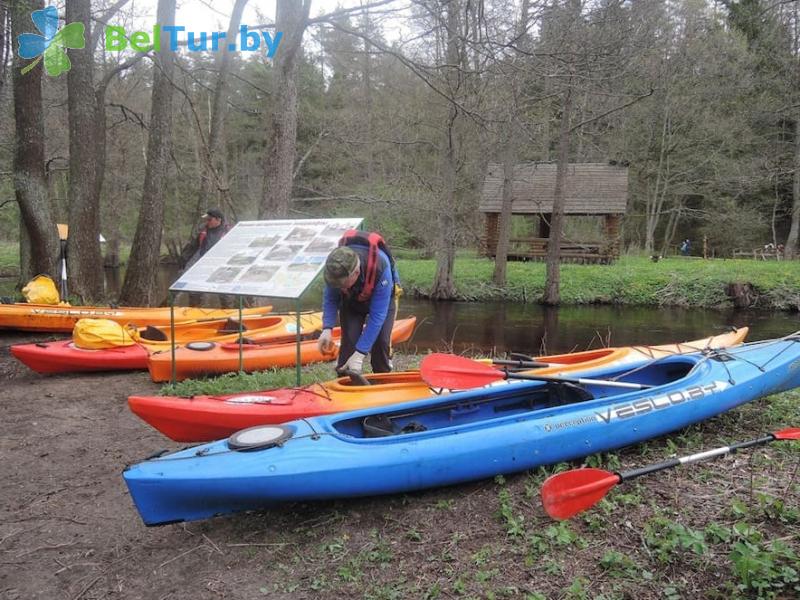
left=106, top=25, right=283, bottom=56
left=17, top=5, right=85, bottom=76
left=18, top=5, right=283, bottom=78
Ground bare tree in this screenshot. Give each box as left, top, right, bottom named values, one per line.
left=201, top=0, right=249, bottom=208
left=260, top=0, right=312, bottom=218
left=790, top=116, right=800, bottom=258
left=1, top=1, right=10, bottom=98
left=430, top=0, right=465, bottom=299
left=542, top=82, right=573, bottom=304
left=65, top=0, right=102, bottom=302
left=119, top=0, right=177, bottom=305
left=492, top=124, right=517, bottom=287
left=10, top=0, right=60, bottom=285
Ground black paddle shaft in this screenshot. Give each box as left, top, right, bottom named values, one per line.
left=492, top=358, right=550, bottom=369
left=502, top=370, right=653, bottom=390
left=618, top=434, right=777, bottom=482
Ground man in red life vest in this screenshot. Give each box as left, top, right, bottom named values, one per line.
left=318, top=231, right=399, bottom=374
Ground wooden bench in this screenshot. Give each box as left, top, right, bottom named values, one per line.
left=732, top=248, right=782, bottom=260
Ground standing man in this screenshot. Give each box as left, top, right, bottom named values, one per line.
left=187, top=208, right=232, bottom=307
left=189, top=209, right=230, bottom=264
left=317, top=231, right=400, bottom=375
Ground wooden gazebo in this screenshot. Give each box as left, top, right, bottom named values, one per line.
left=479, top=162, right=628, bottom=264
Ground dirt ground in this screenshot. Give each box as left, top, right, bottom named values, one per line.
left=1, top=331, right=798, bottom=600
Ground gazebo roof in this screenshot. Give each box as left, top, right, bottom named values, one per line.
left=479, top=162, right=628, bottom=215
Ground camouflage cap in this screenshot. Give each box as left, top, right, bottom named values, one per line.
left=324, top=247, right=359, bottom=287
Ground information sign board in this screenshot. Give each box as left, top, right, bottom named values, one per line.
left=170, top=218, right=362, bottom=298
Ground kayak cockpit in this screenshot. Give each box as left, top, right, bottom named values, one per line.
left=330, top=359, right=698, bottom=439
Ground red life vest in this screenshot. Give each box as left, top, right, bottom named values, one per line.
left=339, top=230, right=397, bottom=302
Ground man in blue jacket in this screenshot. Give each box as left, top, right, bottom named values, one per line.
left=317, top=236, right=397, bottom=374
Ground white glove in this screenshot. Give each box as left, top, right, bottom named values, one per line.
left=317, top=329, right=335, bottom=354
left=341, top=351, right=366, bottom=374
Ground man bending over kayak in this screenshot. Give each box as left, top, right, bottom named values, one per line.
left=318, top=231, right=400, bottom=375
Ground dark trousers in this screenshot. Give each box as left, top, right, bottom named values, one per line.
left=337, top=304, right=395, bottom=373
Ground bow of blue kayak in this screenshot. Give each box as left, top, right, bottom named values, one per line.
left=124, top=336, right=800, bottom=526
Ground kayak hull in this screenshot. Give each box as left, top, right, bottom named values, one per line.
left=0, top=304, right=269, bottom=333
left=124, top=335, right=800, bottom=526
left=11, top=312, right=321, bottom=374
left=12, top=341, right=149, bottom=373
left=130, top=328, right=748, bottom=441
left=146, top=317, right=417, bottom=382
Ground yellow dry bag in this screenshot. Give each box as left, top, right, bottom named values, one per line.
left=73, top=318, right=135, bottom=349
left=21, top=275, right=60, bottom=305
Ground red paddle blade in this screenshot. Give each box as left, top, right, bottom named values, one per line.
left=774, top=428, right=800, bottom=440
left=420, top=353, right=505, bottom=389
left=541, top=468, right=620, bottom=520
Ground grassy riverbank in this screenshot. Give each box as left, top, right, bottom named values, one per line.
left=3, top=243, right=799, bottom=310
left=397, top=256, right=800, bottom=310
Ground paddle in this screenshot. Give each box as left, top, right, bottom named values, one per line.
left=58, top=231, right=68, bottom=301
left=420, top=353, right=652, bottom=391
left=541, top=427, right=800, bottom=520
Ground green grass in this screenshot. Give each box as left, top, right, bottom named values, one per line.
left=160, top=361, right=336, bottom=396
left=396, top=255, right=800, bottom=309
left=160, top=353, right=424, bottom=396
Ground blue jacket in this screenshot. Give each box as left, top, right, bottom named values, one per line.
left=322, top=245, right=395, bottom=354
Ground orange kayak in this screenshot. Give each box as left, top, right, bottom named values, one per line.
left=126, top=312, right=322, bottom=351
left=11, top=312, right=323, bottom=374
left=146, top=317, right=418, bottom=382
left=131, top=327, right=747, bottom=440
left=0, top=303, right=270, bottom=332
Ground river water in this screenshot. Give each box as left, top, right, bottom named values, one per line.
left=3, top=268, right=797, bottom=353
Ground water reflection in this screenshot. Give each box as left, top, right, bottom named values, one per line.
left=402, top=301, right=798, bottom=355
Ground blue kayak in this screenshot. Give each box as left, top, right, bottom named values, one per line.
left=124, top=336, right=800, bottom=526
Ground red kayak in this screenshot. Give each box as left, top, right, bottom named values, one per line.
left=11, top=340, right=149, bottom=374
left=128, top=371, right=427, bottom=442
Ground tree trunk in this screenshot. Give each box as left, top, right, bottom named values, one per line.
left=65, top=0, right=102, bottom=302
left=18, top=221, right=33, bottom=286
left=660, top=199, right=682, bottom=257
left=645, top=100, right=670, bottom=254
left=542, top=85, right=574, bottom=305
left=104, top=138, right=128, bottom=268
left=492, top=129, right=517, bottom=286
left=119, top=0, right=177, bottom=306
left=200, top=0, right=249, bottom=208
left=10, top=0, right=60, bottom=286
left=0, top=1, right=9, bottom=98
left=785, top=116, right=800, bottom=259
left=259, top=0, right=311, bottom=218
left=430, top=0, right=462, bottom=300
left=361, top=8, right=374, bottom=182
left=431, top=208, right=457, bottom=299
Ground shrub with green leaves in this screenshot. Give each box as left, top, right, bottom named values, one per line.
left=730, top=540, right=800, bottom=599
